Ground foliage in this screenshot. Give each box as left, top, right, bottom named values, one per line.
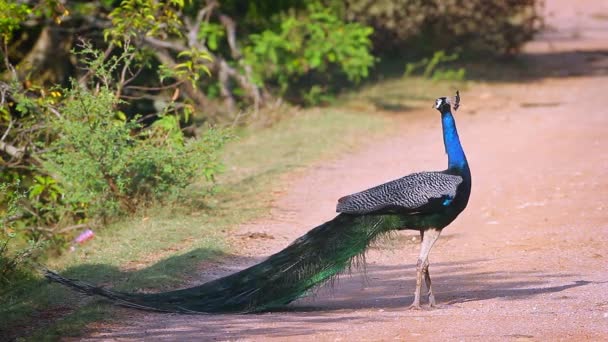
left=244, top=3, right=375, bottom=99
left=2, top=1, right=376, bottom=117
left=0, top=1, right=375, bottom=244
left=45, top=83, right=227, bottom=221
left=106, top=0, right=213, bottom=88
left=0, top=182, right=47, bottom=286
left=343, top=0, right=542, bottom=55
left=1, top=43, right=230, bottom=248
left=1, top=0, right=542, bottom=118
left=0, top=0, right=541, bottom=252
left=0, top=1, right=31, bottom=44
left=105, top=0, right=185, bottom=43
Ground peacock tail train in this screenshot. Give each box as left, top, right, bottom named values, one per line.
left=45, top=213, right=408, bottom=313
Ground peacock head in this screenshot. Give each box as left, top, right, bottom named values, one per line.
left=434, top=91, right=460, bottom=113
left=434, top=97, right=451, bottom=113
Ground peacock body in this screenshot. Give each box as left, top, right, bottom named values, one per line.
left=45, top=92, right=471, bottom=312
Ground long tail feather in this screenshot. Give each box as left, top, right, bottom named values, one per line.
left=44, top=213, right=405, bottom=313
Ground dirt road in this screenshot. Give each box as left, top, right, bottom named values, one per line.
left=84, top=1, right=608, bottom=340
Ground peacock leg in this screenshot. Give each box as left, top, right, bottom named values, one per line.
left=408, top=228, right=441, bottom=310
left=422, top=261, right=436, bottom=307
left=418, top=230, right=435, bottom=305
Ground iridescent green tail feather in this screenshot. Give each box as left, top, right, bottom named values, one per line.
left=44, top=213, right=406, bottom=313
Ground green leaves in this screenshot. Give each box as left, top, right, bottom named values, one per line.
left=29, top=176, right=63, bottom=202
left=0, top=1, right=30, bottom=44
left=0, top=182, right=48, bottom=286
left=105, top=0, right=185, bottom=44
left=243, top=3, right=375, bottom=101
left=0, top=43, right=228, bottom=242
left=151, top=115, right=183, bottom=145
left=45, top=80, right=229, bottom=221
left=198, top=23, right=225, bottom=51
left=175, top=48, right=213, bottom=86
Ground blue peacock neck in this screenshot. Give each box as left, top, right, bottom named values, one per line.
left=441, top=110, right=468, bottom=170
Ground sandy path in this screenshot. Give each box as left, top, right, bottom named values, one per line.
left=83, top=1, right=608, bottom=340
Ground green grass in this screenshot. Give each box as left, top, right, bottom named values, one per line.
left=1, top=108, right=390, bottom=340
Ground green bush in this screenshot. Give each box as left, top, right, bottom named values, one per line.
left=244, top=3, right=375, bottom=103
left=44, top=82, right=229, bottom=222
left=343, top=0, right=542, bottom=55
left=0, top=183, right=46, bottom=285
left=1, top=45, right=230, bottom=247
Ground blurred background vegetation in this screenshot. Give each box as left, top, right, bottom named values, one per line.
left=0, top=0, right=542, bottom=332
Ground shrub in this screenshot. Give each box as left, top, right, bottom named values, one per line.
left=1, top=45, right=230, bottom=247
left=244, top=3, right=375, bottom=104
left=0, top=183, right=46, bottom=285
left=44, top=82, right=229, bottom=222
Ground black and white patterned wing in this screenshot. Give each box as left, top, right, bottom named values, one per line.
left=336, top=172, right=463, bottom=214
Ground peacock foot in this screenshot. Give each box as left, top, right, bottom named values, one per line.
left=428, top=295, right=436, bottom=308
left=407, top=303, right=422, bottom=310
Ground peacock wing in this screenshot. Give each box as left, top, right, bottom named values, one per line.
left=336, top=172, right=463, bottom=215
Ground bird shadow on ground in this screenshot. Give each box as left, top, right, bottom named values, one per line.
left=286, top=259, right=591, bottom=311
left=83, top=258, right=594, bottom=341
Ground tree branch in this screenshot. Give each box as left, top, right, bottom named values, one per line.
left=27, top=223, right=91, bottom=234
left=1, top=119, right=13, bottom=142
left=115, top=47, right=137, bottom=102
left=78, top=42, right=115, bottom=86
left=0, top=141, right=25, bottom=160
left=217, top=13, right=264, bottom=110
left=218, top=13, right=239, bottom=59
left=185, top=1, right=218, bottom=48
left=146, top=4, right=266, bottom=112
left=144, top=36, right=187, bottom=52
left=217, top=60, right=236, bottom=111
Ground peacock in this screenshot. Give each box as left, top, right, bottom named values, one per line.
left=45, top=91, right=471, bottom=313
